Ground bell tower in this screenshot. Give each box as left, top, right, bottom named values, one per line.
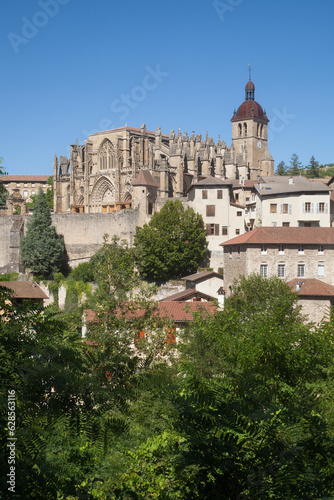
left=231, top=72, right=273, bottom=179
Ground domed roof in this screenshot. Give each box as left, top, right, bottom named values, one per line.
left=245, top=79, right=255, bottom=91
left=231, top=100, right=268, bottom=122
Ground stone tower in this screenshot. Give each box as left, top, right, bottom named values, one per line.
left=231, top=78, right=274, bottom=180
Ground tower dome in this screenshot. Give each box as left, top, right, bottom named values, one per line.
left=231, top=78, right=268, bottom=123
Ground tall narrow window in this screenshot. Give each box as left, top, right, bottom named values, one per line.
left=260, top=264, right=268, bottom=278
left=297, top=264, right=305, bottom=277
left=261, top=245, right=267, bottom=254
left=277, top=264, right=285, bottom=278
left=202, top=190, right=208, bottom=199
left=318, top=264, right=325, bottom=278
left=217, top=190, right=222, bottom=199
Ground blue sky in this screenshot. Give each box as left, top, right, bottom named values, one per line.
left=1, top=0, right=334, bottom=175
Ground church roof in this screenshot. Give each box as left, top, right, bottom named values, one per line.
left=132, top=170, right=159, bottom=187
left=231, top=100, right=268, bottom=122
left=245, top=80, right=255, bottom=90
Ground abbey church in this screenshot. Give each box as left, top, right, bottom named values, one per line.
left=53, top=78, right=274, bottom=214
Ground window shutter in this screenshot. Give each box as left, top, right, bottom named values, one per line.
left=215, top=224, right=219, bottom=236
left=302, top=203, right=305, bottom=213
left=326, top=203, right=328, bottom=214
left=280, top=204, right=283, bottom=214
left=316, top=203, right=319, bottom=214
left=311, top=203, right=314, bottom=213
left=206, top=224, right=210, bottom=235
left=289, top=204, right=292, bottom=214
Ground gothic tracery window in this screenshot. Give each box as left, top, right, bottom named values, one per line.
left=99, top=139, right=115, bottom=170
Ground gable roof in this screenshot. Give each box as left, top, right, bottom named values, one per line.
left=0, top=175, right=50, bottom=183
left=0, top=282, right=48, bottom=299
left=84, top=301, right=217, bottom=325
left=256, top=176, right=330, bottom=196
left=132, top=170, right=159, bottom=187
left=221, top=227, right=334, bottom=246
left=182, top=270, right=224, bottom=282
left=160, top=289, right=214, bottom=302
left=287, top=279, right=334, bottom=297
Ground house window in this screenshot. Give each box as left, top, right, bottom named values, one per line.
left=282, top=222, right=290, bottom=227
left=24, top=183, right=28, bottom=187
left=318, top=202, right=325, bottom=213
left=261, top=245, right=267, bottom=254
left=260, top=264, right=268, bottom=277
left=270, top=204, right=277, bottom=213
left=237, top=211, right=242, bottom=217
left=304, top=202, right=311, bottom=213
left=282, top=204, right=289, bottom=214
left=298, top=245, right=304, bottom=254
left=297, top=264, right=305, bottom=277
left=32, top=183, right=35, bottom=187
left=235, top=229, right=240, bottom=235
left=31, top=191, right=36, bottom=195
left=246, top=197, right=250, bottom=202
left=251, top=194, right=256, bottom=202
left=279, top=245, right=284, bottom=254
left=202, top=190, right=208, bottom=199
left=318, top=245, right=324, bottom=254
left=206, top=224, right=219, bottom=236
left=277, top=264, right=285, bottom=278
left=217, top=190, right=222, bottom=199
left=206, top=205, right=215, bottom=217
left=318, top=264, right=325, bottom=278
left=222, top=226, right=228, bottom=235
left=23, top=190, right=28, bottom=198
left=229, top=246, right=232, bottom=258
left=235, top=193, right=239, bottom=201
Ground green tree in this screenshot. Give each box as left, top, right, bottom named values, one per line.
left=288, top=153, right=303, bottom=176
left=0, top=157, right=8, bottom=205
left=307, top=155, right=320, bottom=178
left=20, top=189, right=67, bottom=278
left=46, top=175, right=54, bottom=209
left=275, top=160, right=287, bottom=176
left=134, top=200, right=207, bottom=282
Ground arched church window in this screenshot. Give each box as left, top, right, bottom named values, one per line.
left=260, top=124, right=263, bottom=138
left=23, top=191, right=28, bottom=198
left=238, top=124, right=242, bottom=137
left=244, top=123, right=247, bottom=137
left=99, top=139, right=115, bottom=171
left=148, top=202, right=153, bottom=215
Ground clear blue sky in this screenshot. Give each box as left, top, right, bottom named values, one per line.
left=1, top=0, right=334, bottom=175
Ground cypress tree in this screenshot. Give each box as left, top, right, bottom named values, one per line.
left=21, top=189, right=67, bottom=277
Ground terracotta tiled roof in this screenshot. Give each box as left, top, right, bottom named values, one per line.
left=182, top=270, right=224, bottom=282
left=160, top=289, right=214, bottom=302
left=84, top=302, right=216, bottom=324
left=132, top=170, right=159, bottom=187
left=287, top=279, right=334, bottom=297
left=0, top=175, right=50, bottom=182
left=0, top=282, right=48, bottom=299
left=189, top=177, right=233, bottom=189
left=230, top=202, right=245, bottom=209
left=220, top=227, right=334, bottom=246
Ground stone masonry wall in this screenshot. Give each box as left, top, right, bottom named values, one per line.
left=0, top=209, right=140, bottom=272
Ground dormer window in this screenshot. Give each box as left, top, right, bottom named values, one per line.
left=261, top=245, right=267, bottom=254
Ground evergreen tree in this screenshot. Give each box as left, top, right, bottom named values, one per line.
left=308, top=155, right=320, bottom=178
left=0, top=157, right=8, bottom=205
left=288, top=153, right=303, bottom=175
left=275, top=160, right=287, bottom=176
left=20, top=189, right=67, bottom=277
left=134, top=200, right=207, bottom=282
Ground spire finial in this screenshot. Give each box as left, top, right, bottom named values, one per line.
left=248, top=63, right=251, bottom=80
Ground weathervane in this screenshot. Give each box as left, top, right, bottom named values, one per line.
left=248, top=63, right=252, bottom=80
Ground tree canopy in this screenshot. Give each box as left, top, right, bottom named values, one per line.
left=20, top=189, right=67, bottom=278
left=134, top=200, right=207, bottom=282
left=288, top=153, right=303, bottom=175
left=0, top=157, right=8, bottom=205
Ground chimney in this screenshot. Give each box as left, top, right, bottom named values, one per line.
left=289, top=177, right=294, bottom=185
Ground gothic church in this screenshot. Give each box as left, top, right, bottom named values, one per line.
left=53, top=78, right=274, bottom=214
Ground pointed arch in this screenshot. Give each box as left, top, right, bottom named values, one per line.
left=98, top=139, right=115, bottom=171
left=91, top=176, right=115, bottom=212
